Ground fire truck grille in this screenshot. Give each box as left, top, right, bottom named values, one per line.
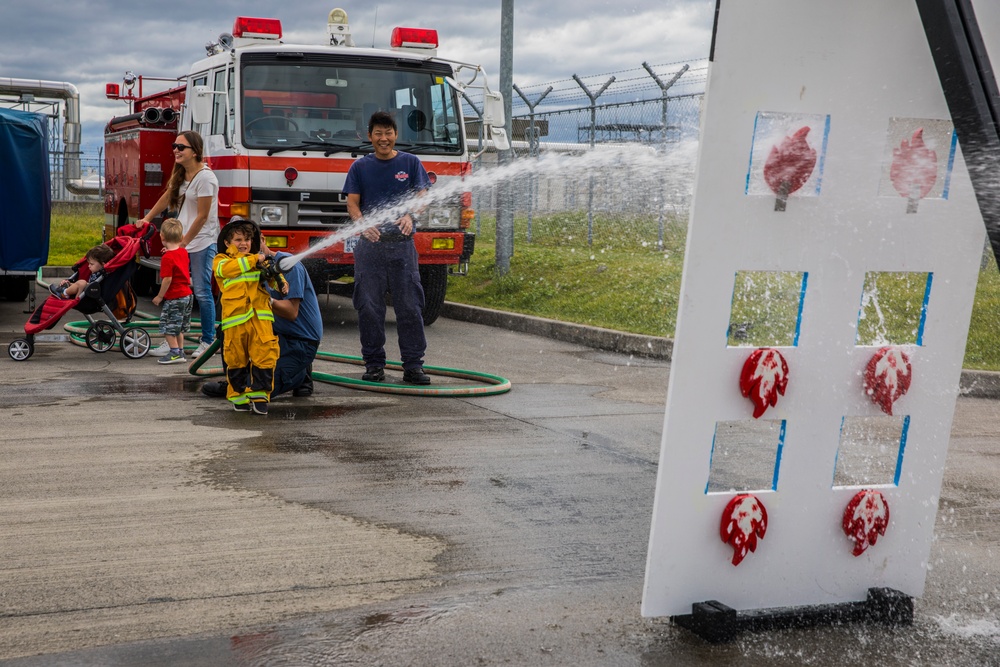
left=251, top=188, right=350, bottom=227
left=295, top=204, right=350, bottom=226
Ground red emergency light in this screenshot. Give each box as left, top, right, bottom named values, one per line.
left=106, top=83, right=120, bottom=99
left=233, top=16, right=282, bottom=39
left=390, top=27, right=438, bottom=49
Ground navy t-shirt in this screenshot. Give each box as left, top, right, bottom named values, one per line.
left=268, top=252, right=323, bottom=343
left=343, top=151, right=430, bottom=231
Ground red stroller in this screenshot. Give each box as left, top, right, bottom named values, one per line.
left=8, top=222, right=157, bottom=361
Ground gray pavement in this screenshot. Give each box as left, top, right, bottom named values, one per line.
left=0, top=283, right=998, bottom=666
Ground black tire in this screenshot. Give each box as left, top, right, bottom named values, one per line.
left=419, top=265, right=448, bottom=326
left=8, top=338, right=33, bottom=361
left=0, top=276, right=31, bottom=302
left=120, top=328, right=151, bottom=359
left=85, top=322, right=117, bottom=353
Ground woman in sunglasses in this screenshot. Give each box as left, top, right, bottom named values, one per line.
left=140, top=130, right=219, bottom=359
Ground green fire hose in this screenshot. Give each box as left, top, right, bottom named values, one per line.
left=63, top=316, right=512, bottom=397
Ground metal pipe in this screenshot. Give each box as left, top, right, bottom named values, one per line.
left=141, top=107, right=162, bottom=125
left=0, top=78, right=100, bottom=195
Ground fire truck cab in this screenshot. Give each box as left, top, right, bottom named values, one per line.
left=104, top=9, right=508, bottom=325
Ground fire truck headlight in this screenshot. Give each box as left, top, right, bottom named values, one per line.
left=423, top=207, right=458, bottom=229
left=254, top=204, right=287, bottom=226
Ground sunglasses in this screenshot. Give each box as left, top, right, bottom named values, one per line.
left=171, top=143, right=193, bottom=152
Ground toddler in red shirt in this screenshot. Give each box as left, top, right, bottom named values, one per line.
left=152, top=218, right=194, bottom=365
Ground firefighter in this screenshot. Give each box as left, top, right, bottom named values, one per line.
left=344, top=110, right=432, bottom=385
left=212, top=219, right=284, bottom=415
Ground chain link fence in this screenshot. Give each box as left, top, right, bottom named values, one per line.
left=463, top=61, right=706, bottom=247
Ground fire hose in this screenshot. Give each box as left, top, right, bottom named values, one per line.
left=61, top=315, right=512, bottom=397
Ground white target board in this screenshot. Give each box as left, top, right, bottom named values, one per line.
left=642, top=0, right=993, bottom=617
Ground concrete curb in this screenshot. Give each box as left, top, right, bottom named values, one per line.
left=440, top=301, right=1000, bottom=400
left=440, top=301, right=672, bottom=360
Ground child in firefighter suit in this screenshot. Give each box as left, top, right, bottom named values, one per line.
left=213, top=219, right=286, bottom=415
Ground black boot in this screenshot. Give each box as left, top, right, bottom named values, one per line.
left=293, top=364, right=314, bottom=397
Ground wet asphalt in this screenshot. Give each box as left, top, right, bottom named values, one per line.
left=0, top=284, right=998, bottom=666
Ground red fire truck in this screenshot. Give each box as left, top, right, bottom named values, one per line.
left=103, top=9, right=507, bottom=324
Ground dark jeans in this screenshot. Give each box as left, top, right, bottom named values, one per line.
left=352, top=238, right=426, bottom=370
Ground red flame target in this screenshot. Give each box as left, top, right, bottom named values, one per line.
left=890, top=128, right=937, bottom=213
left=763, top=126, right=817, bottom=211
left=740, top=348, right=789, bottom=418
left=720, top=494, right=768, bottom=566
left=843, top=489, right=890, bottom=556
left=863, top=347, right=912, bottom=416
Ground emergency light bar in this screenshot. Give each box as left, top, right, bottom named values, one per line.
left=390, top=27, right=438, bottom=49
left=233, top=16, right=282, bottom=39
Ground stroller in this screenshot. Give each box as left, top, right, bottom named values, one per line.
left=8, top=222, right=157, bottom=361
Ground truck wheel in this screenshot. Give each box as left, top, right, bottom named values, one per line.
left=0, top=276, right=31, bottom=302
left=419, top=265, right=448, bottom=326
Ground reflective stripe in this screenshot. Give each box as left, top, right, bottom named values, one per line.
left=221, top=310, right=255, bottom=329
left=246, top=391, right=269, bottom=400
left=238, top=256, right=252, bottom=273
left=220, top=272, right=261, bottom=289
left=220, top=307, right=274, bottom=330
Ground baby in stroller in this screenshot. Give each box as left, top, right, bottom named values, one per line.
left=48, top=244, right=114, bottom=300
left=7, top=222, right=156, bottom=361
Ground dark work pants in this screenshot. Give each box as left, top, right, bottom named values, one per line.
left=273, top=336, right=319, bottom=396
left=215, top=327, right=317, bottom=397
left=352, top=237, right=427, bottom=370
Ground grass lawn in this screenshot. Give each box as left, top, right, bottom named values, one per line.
left=47, top=203, right=1000, bottom=371
left=47, top=201, right=105, bottom=266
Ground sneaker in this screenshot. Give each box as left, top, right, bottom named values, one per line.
left=362, top=366, right=385, bottom=383
left=191, top=340, right=213, bottom=359
left=201, top=381, right=228, bottom=398
left=403, top=368, right=431, bottom=385
left=157, top=351, right=186, bottom=365
left=251, top=400, right=269, bottom=415
left=149, top=341, right=172, bottom=357
left=233, top=401, right=252, bottom=412
left=48, top=283, right=67, bottom=299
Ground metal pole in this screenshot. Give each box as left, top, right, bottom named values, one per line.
left=572, top=74, right=614, bottom=246
left=514, top=83, right=551, bottom=244
left=496, top=0, right=515, bottom=275
left=642, top=62, right=688, bottom=248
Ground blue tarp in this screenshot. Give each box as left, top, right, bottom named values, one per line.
left=0, top=107, right=50, bottom=271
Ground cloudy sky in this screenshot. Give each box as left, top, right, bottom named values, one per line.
left=1, top=0, right=715, bottom=150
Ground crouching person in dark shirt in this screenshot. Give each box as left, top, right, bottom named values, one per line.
left=202, top=234, right=322, bottom=399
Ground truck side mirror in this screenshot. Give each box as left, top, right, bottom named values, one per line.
left=482, top=91, right=510, bottom=151
left=189, top=86, right=213, bottom=125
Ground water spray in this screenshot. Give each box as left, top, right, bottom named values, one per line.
left=274, top=141, right=698, bottom=272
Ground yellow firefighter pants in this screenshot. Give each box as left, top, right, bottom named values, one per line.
left=224, top=316, right=279, bottom=405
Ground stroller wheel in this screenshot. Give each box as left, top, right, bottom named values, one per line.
left=8, top=338, right=33, bottom=361
left=120, top=328, right=151, bottom=359
left=85, top=322, right=117, bottom=353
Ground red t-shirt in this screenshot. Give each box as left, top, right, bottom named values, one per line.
left=160, top=247, right=193, bottom=300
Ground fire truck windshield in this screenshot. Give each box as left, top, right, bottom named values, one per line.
left=240, top=58, right=463, bottom=154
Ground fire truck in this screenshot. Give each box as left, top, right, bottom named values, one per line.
left=103, top=9, right=508, bottom=325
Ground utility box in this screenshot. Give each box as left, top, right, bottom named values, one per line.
left=0, top=107, right=50, bottom=302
